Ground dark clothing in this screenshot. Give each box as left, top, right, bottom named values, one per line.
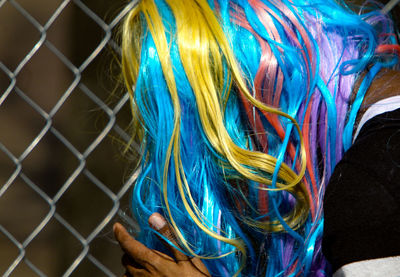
left=322, top=108, right=400, bottom=272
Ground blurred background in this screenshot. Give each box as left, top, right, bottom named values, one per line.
left=0, top=0, right=398, bottom=276
left=0, top=0, right=137, bottom=276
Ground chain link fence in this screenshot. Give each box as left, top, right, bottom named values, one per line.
left=0, top=0, right=139, bottom=276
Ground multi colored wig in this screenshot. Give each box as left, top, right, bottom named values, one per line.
left=120, top=0, right=399, bottom=276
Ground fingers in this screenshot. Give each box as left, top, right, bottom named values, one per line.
left=148, top=213, right=189, bottom=261
left=115, top=219, right=211, bottom=277
left=113, top=222, right=157, bottom=266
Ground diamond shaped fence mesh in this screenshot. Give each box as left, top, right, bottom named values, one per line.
left=0, top=0, right=139, bottom=276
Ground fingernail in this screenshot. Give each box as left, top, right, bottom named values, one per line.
left=149, top=213, right=167, bottom=230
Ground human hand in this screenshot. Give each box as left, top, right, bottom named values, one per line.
left=113, top=213, right=211, bottom=277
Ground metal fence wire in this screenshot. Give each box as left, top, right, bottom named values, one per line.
left=0, top=0, right=139, bottom=276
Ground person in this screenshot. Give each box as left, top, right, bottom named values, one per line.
left=113, top=0, right=400, bottom=276
left=113, top=69, right=400, bottom=276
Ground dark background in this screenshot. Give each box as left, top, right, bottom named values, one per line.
left=0, top=0, right=135, bottom=276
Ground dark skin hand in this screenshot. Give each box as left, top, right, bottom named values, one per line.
left=113, top=213, right=210, bottom=277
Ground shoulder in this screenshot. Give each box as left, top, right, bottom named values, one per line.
left=354, top=69, right=400, bottom=130
left=359, top=69, right=400, bottom=115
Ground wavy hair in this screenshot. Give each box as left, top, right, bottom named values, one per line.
left=120, top=0, right=398, bottom=275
